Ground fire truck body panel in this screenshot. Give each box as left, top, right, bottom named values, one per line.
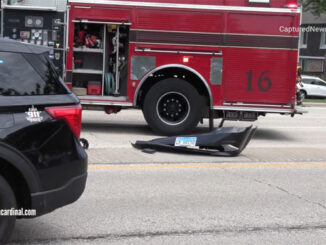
left=67, top=0, right=300, bottom=134
left=69, top=0, right=299, bottom=11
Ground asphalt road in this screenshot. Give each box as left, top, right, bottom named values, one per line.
left=10, top=164, right=326, bottom=244
left=8, top=105, right=326, bottom=244
left=82, top=106, right=326, bottom=164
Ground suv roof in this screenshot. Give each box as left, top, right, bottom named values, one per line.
left=0, top=39, right=79, bottom=106
left=302, top=75, right=324, bottom=81
left=0, top=38, right=50, bottom=54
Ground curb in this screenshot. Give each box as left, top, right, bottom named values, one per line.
left=303, top=102, right=326, bottom=107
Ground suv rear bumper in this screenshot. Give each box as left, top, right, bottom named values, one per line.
left=30, top=172, right=87, bottom=217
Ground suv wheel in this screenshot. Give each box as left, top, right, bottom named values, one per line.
left=0, top=176, right=16, bottom=244
left=143, top=78, right=203, bottom=135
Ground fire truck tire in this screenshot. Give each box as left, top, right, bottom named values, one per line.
left=299, top=90, right=307, bottom=100
left=143, top=78, right=203, bottom=135
left=0, top=175, right=16, bottom=244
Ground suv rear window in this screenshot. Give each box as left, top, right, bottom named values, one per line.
left=314, top=80, right=326, bottom=86
left=0, top=52, right=68, bottom=96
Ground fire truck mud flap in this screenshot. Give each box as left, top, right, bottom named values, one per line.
left=132, top=126, right=257, bottom=157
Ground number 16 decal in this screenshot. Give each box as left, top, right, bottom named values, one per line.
left=246, top=71, right=272, bottom=92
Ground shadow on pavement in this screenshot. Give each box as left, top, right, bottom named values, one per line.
left=82, top=121, right=294, bottom=142
left=82, top=122, right=153, bottom=135
left=10, top=219, right=61, bottom=244
left=82, top=122, right=211, bottom=136
left=254, top=128, right=294, bottom=141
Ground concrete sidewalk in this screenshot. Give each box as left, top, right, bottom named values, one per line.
left=303, top=102, right=326, bottom=107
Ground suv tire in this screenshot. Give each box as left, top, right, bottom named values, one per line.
left=0, top=175, right=16, bottom=244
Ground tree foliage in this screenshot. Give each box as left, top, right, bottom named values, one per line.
left=303, top=0, right=326, bottom=15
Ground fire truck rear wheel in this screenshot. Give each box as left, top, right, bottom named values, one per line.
left=143, top=78, right=203, bottom=136
left=0, top=175, right=16, bottom=244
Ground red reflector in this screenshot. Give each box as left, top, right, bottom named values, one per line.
left=45, top=104, right=82, bottom=138
left=285, top=2, right=298, bottom=8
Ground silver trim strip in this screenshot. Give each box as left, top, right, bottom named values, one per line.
left=68, top=0, right=301, bottom=13
left=133, top=64, right=213, bottom=109
left=300, top=56, right=326, bottom=60
left=51, top=47, right=69, bottom=51
left=66, top=5, right=70, bottom=52
left=79, top=95, right=128, bottom=101
left=80, top=100, right=133, bottom=106
left=2, top=5, right=57, bottom=11
left=114, top=25, right=120, bottom=94
left=62, top=10, right=68, bottom=80
left=130, top=41, right=298, bottom=51
left=135, top=48, right=222, bottom=56
left=75, top=6, right=92, bottom=9
left=213, top=106, right=294, bottom=113
left=298, top=6, right=303, bottom=63
left=102, top=22, right=107, bottom=96
left=0, top=8, right=3, bottom=37
left=249, top=0, right=269, bottom=3
left=72, top=20, right=131, bottom=25
left=223, top=102, right=292, bottom=108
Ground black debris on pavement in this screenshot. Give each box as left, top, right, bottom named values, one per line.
left=132, top=126, right=257, bottom=157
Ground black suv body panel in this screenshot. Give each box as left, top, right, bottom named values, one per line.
left=0, top=39, right=88, bottom=217
left=31, top=173, right=87, bottom=217
left=0, top=142, right=41, bottom=194
left=0, top=103, right=87, bottom=217
left=1, top=114, right=87, bottom=191
left=0, top=101, right=88, bottom=218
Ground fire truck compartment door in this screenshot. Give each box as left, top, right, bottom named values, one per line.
left=224, top=49, right=296, bottom=105
left=223, top=13, right=297, bottom=105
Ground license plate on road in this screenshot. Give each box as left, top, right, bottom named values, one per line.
left=175, top=137, right=197, bottom=147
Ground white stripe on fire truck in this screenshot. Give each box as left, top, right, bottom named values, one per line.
left=130, top=29, right=298, bottom=38
left=129, top=42, right=298, bottom=51
left=68, top=0, right=301, bottom=14
left=129, top=29, right=298, bottom=49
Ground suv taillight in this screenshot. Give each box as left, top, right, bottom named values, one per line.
left=45, top=104, right=82, bottom=138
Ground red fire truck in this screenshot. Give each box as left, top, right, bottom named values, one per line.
left=66, top=0, right=301, bottom=135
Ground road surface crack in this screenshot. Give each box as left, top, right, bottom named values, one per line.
left=9, top=224, right=326, bottom=244
left=222, top=168, right=326, bottom=211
